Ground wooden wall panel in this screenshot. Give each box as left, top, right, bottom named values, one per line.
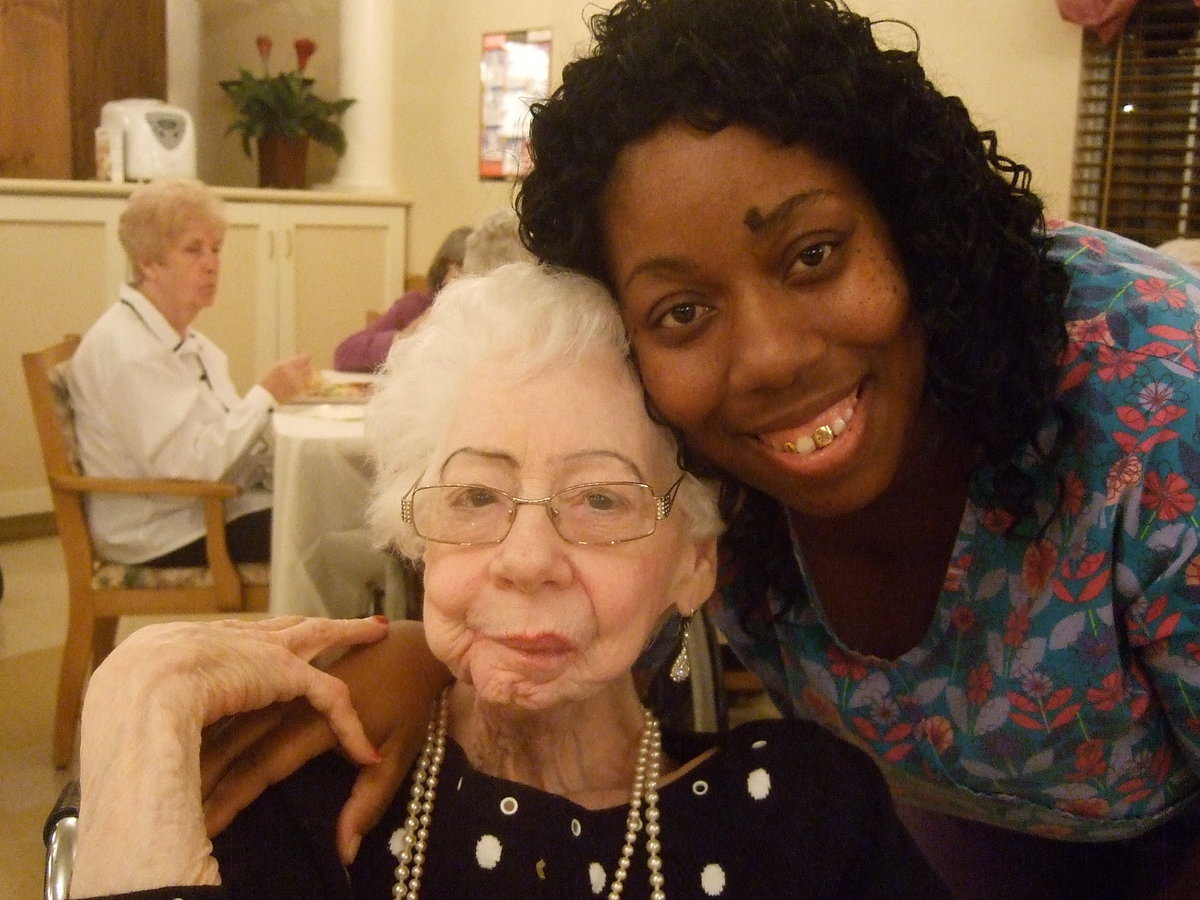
left=0, top=1, right=71, bottom=178
left=68, top=0, right=166, bottom=179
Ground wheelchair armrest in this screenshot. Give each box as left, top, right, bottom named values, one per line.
left=43, top=780, right=80, bottom=900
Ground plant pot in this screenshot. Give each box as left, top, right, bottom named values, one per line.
left=256, top=133, right=309, bottom=189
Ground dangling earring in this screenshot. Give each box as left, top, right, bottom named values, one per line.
left=670, top=613, right=693, bottom=683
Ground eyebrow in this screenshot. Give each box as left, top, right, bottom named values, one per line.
left=742, top=189, right=831, bottom=233
left=439, top=447, right=648, bottom=482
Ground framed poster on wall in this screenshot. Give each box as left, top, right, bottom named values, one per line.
left=479, top=29, right=552, bottom=180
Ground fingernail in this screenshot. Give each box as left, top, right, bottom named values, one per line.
left=371, top=614, right=388, bottom=624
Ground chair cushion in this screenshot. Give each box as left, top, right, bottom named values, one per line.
left=92, top=562, right=270, bottom=590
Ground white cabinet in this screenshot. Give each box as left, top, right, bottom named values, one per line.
left=0, top=180, right=409, bottom=517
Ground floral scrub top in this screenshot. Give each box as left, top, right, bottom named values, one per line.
left=711, top=222, right=1200, bottom=841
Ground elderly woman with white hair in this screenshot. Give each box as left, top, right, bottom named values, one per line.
left=67, top=263, right=945, bottom=899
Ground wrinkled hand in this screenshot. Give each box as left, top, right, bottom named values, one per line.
left=199, top=619, right=450, bottom=864
left=259, top=354, right=314, bottom=403
left=72, top=616, right=389, bottom=896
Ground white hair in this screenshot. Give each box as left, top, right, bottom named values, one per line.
left=366, top=261, right=722, bottom=559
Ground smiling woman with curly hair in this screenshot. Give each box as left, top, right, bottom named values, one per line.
left=196, top=2, right=1200, bottom=897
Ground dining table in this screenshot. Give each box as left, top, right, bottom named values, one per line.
left=268, top=372, right=417, bottom=620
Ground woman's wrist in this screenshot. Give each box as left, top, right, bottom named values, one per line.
left=70, top=669, right=220, bottom=895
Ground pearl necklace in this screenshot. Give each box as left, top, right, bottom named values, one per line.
left=392, top=688, right=666, bottom=899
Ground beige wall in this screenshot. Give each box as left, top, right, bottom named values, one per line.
left=390, top=0, right=1083, bottom=278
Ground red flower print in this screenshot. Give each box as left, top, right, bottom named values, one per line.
left=1086, top=671, right=1124, bottom=712
left=1021, top=671, right=1055, bottom=701
left=1062, top=472, right=1086, bottom=516
left=1059, top=797, right=1111, bottom=819
left=1068, top=739, right=1108, bottom=781
left=967, top=661, right=994, bottom=706
left=294, top=37, right=317, bottom=73
left=918, top=716, right=954, bottom=755
left=951, top=605, right=977, bottom=632
left=826, top=645, right=868, bottom=681
left=1097, top=345, right=1141, bottom=382
left=1004, top=602, right=1031, bottom=648
left=1080, top=235, right=1108, bottom=255
left=982, top=508, right=1015, bottom=534
left=1186, top=641, right=1200, bottom=665
left=1142, top=471, right=1196, bottom=521
left=1105, top=454, right=1143, bottom=504
left=1067, top=312, right=1115, bottom=346
left=1134, top=276, right=1187, bottom=309
left=1023, top=540, right=1056, bottom=595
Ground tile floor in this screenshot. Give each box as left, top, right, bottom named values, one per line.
left=0, top=535, right=777, bottom=899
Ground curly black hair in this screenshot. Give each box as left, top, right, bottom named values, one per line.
left=517, top=0, right=1072, bottom=591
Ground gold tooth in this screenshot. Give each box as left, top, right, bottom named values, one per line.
left=812, top=425, right=834, bottom=448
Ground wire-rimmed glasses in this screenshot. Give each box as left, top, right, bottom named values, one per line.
left=401, top=475, right=686, bottom=545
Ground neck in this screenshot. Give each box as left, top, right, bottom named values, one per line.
left=135, top=282, right=190, bottom=340
left=447, top=679, right=648, bottom=809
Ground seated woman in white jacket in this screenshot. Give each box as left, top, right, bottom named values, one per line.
left=68, top=178, right=313, bottom=566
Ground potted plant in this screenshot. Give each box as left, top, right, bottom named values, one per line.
left=219, top=36, right=355, bottom=189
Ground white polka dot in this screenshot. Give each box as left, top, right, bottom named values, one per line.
left=500, top=796, right=519, bottom=815
left=692, top=779, right=709, bottom=796
left=589, top=861, right=607, bottom=893
left=701, top=863, right=727, bottom=895
left=747, top=767, right=771, bottom=800
left=476, top=834, right=503, bottom=869
left=571, top=818, right=582, bottom=837
left=752, top=739, right=767, bottom=749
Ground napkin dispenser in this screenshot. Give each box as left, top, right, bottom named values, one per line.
left=98, top=99, right=197, bottom=182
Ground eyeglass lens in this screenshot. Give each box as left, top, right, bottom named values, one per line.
left=411, top=482, right=660, bottom=544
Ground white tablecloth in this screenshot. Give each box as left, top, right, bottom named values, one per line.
left=268, top=391, right=416, bottom=619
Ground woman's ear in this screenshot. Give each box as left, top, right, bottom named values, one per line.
left=671, top=536, right=718, bottom=616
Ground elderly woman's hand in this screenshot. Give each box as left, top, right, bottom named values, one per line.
left=70, top=616, right=388, bottom=897
left=198, top=619, right=451, bottom=864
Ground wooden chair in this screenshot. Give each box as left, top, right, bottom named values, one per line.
left=22, top=336, right=270, bottom=769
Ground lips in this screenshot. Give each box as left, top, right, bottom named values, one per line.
left=496, top=632, right=577, bottom=656
left=757, top=390, right=859, bottom=456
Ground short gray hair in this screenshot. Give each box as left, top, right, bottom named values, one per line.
left=461, top=208, right=534, bottom=276
left=367, top=262, right=722, bottom=559
left=118, top=179, right=226, bottom=283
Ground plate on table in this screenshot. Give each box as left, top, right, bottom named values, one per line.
left=290, top=379, right=374, bottom=405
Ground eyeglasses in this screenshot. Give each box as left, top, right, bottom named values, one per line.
left=401, top=475, right=686, bottom=545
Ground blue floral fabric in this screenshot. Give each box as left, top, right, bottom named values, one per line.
left=711, top=222, right=1200, bottom=840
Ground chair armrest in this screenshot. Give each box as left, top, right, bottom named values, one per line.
left=50, top=472, right=241, bottom=500
left=43, top=780, right=79, bottom=900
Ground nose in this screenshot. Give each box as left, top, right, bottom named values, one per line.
left=488, top=503, right=572, bottom=592
left=725, top=280, right=826, bottom=393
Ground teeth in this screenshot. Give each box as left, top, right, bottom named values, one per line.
left=775, top=406, right=854, bottom=456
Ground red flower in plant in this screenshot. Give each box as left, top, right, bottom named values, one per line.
left=966, top=661, right=994, bottom=706
left=1134, top=276, right=1188, bottom=309
left=1086, top=671, right=1124, bottom=712
left=295, top=38, right=317, bottom=73
left=256, top=34, right=273, bottom=65
left=1141, top=471, right=1196, bottom=522
left=1070, top=739, right=1108, bottom=780
left=827, top=644, right=868, bottom=681
left=951, top=605, right=977, bottom=632
left=1096, top=345, right=1141, bottom=382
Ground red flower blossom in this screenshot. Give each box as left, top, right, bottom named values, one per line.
left=1134, top=276, right=1188, bottom=309
left=1141, top=471, right=1197, bottom=521
left=951, top=605, right=977, bottom=632
left=827, top=645, right=868, bottom=681
left=918, top=716, right=954, bottom=755
left=1096, top=345, right=1141, bottom=382
left=256, top=34, right=273, bottom=64
left=294, top=37, right=317, bottom=73
left=1070, top=739, right=1108, bottom=781
left=966, top=661, right=994, bottom=706
left=1067, top=312, right=1114, bottom=346
left=1004, top=602, right=1031, bottom=648
left=982, top=507, right=1015, bottom=534
left=1086, top=671, right=1124, bottom=712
